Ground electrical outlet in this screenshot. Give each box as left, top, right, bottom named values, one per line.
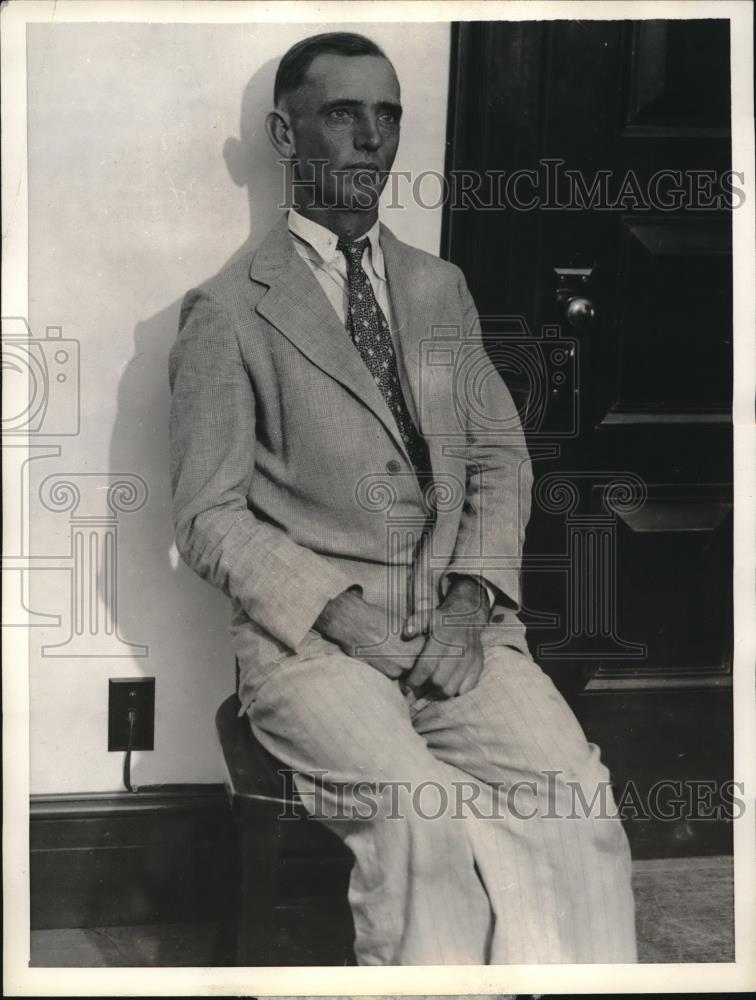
left=108, top=678, right=155, bottom=751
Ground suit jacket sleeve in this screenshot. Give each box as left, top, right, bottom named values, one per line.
left=439, top=269, right=533, bottom=611
left=169, top=287, right=360, bottom=651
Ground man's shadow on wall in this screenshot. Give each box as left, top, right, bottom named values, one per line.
left=107, top=60, right=283, bottom=778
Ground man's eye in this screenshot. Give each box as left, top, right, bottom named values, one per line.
left=378, top=112, right=399, bottom=126
left=328, top=108, right=353, bottom=122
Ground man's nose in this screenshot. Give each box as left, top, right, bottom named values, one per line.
left=354, top=113, right=382, bottom=151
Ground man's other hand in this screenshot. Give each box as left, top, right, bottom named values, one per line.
left=403, top=576, right=490, bottom=699
left=315, top=588, right=425, bottom=679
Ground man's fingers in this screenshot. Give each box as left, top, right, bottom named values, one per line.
left=406, top=659, right=437, bottom=690
left=427, top=655, right=462, bottom=697
left=366, top=658, right=402, bottom=679
left=406, top=643, right=441, bottom=689
left=456, top=675, right=476, bottom=696
left=407, top=629, right=475, bottom=692
left=365, top=646, right=420, bottom=679
left=456, top=656, right=484, bottom=696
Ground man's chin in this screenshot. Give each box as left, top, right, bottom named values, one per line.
left=343, top=182, right=385, bottom=213
left=297, top=181, right=384, bottom=213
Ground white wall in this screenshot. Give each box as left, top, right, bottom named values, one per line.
left=26, top=21, right=450, bottom=792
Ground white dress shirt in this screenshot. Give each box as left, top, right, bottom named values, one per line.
left=288, top=209, right=393, bottom=331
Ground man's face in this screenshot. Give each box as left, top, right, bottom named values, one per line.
left=286, top=52, right=402, bottom=212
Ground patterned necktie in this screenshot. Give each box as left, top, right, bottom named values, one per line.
left=337, top=237, right=431, bottom=480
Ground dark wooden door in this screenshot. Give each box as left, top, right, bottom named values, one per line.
left=443, top=20, right=734, bottom=857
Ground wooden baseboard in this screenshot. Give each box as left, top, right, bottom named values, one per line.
left=30, top=784, right=237, bottom=931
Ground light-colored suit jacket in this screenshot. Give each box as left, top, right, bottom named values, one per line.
left=169, top=216, right=533, bottom=694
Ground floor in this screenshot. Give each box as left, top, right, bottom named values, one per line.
left=30, top=855, right=734, bottom=967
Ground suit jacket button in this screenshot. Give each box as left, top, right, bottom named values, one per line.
left=386, top=459, right=401, bottom=475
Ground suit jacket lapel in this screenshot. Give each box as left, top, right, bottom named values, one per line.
left=249, top=217, right=411, bottom=461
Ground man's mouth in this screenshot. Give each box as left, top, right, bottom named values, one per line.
left=344, top=163, right=382, bottom=173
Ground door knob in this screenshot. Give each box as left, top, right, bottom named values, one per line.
left=560, top=294, right=596, bottom=329
left=554, top=267, right=597, bottom=331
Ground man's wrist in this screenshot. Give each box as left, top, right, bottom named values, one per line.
left=443, top=574, right=491, bottom=618
left=314, top=587, right=367, bottom=649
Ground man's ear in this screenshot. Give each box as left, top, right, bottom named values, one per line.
left=265, top=109, right=296, bottom=158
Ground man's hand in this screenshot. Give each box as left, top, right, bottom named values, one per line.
left=402, top=576, right=490, bottom=699
left=315, top=588, right=425, bottom=679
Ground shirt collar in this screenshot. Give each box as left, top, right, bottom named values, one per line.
left=288, top=209, right=386, bottom=280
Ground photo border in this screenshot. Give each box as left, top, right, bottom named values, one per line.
left=3, top=0, right=754, bottom=995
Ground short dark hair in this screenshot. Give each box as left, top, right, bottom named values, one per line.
left=274, top=32, right=388, bottom=107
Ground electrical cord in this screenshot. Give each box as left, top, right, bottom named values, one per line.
left=123, top=708, right=137, bottom=793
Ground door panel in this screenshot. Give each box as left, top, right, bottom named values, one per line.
left=612, top=217, right=732, bottom=417
left=624, top=20, right=731, bottom=136
left=600, top=487, right=733, bottom=685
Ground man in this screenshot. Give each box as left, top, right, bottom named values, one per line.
left=169, top=32, right=636, bottom=965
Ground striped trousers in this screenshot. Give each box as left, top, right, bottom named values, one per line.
left=243, top=635, right=637, bottom=965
